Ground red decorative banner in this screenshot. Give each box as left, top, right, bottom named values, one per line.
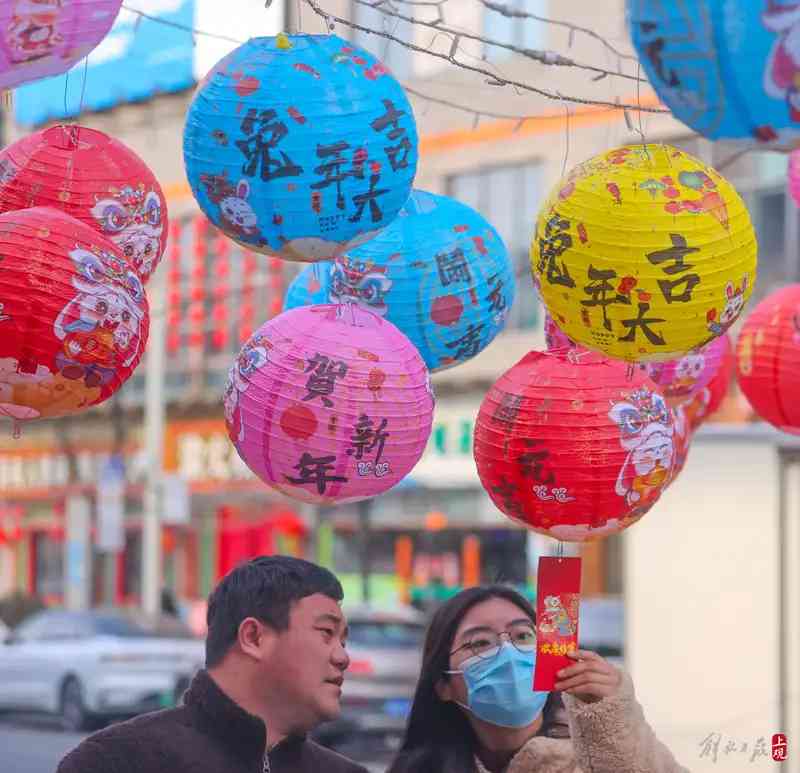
left=533, top=556, right=581, bottom=692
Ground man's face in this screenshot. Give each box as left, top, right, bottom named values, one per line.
left=265, top=593, right=350, bottom=728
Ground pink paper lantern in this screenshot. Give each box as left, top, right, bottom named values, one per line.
left=225, top=304, right=435, bottom=504
left=0, top=0, right=122, bottom=91
left=645, top=335, right=730, bottom=405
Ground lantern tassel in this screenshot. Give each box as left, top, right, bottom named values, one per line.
left=12, top=420, right=22, bottom=440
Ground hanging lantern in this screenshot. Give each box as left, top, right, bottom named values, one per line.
left=629, top=0, right=800, bottom=145
left=736, top=284, right=800, bottom=434
left=0, top=126, right=168, bottom=283
left=0, top=0, right=121, bottom=91
left=184, top=33, right=418, bottom=262
left=0, top=207, right=149, bottom=429
left=686, top=333, right=734, bottom=430
left=283, top=190, right=514, bottom=371
left=645, top=334, right=730, bottom=405
left=225, top=304, right=434, bottom=504
left=474, top=350, right=674, bottom=541
left=531, top=144, right=757, bottom=362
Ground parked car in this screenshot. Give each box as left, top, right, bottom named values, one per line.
left=0, top=608, right=205, bottom=731
left=312, top=603, right=426, bottom=757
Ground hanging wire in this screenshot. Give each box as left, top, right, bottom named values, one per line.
left=118, top=0, right=671, bottom=120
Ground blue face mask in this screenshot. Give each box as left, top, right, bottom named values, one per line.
left=445, top=643, right=550, bottom=728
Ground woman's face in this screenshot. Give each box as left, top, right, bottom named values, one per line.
left=441, top=597, right=535, bottom=707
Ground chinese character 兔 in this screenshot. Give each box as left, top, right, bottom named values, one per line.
left=347, top=414, right=389, bottom=463
left=311, top=141, right=353, bottom=211
left=581, top=264, right=631, bottom=331
left=699, top=732, right=722, bottom=763
left=370, top=98, right=412, bottom=171
left=445, top=323, right=484, bottom=360
left=284, top=452, right=348, bottom=496
left=537, top=214, right=576, bottom=288
left=349, top=173, right=389, bottom=224
left=436, top=248, right=472, bottom=286
left=235, top=108, right=303, bottom=182
left=618, top=302, right=667, bottom=346
left=302, top=353, right=348, bottom=408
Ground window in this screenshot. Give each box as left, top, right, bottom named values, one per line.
left=351, top=1, right=412, bottom=81
left=743, top=187, right=791, bottom=297
left=448, top=162, right=544, bottom=330
left=483, top=0, right=547, bottom=62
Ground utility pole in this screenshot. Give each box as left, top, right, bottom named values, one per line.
left=141, top=261, right=167, bottom=618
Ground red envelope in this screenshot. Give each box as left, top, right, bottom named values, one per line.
left=533, top=556, right=582, bottom=692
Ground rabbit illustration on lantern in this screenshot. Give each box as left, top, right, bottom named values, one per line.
left=609, top=388, right=674, bottom=509
left=707, top=276, right=749, bottom=339
left=53, top=246, right=145, bottom=389
left=199, top=172, right=262, bottom=243
left=329, top=255, right=393, bottom=316
left=3, top=0, right=65, bottom=65
left=223, top=335, right=269, bottom=443
left=763, top=1, right=800, bottom=122
left=91, top=184, right=164, bottom=279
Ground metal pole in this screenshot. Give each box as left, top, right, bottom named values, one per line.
left=141, top=261, right=167, bottom=618
left=357, top=499, right=372, bottom=604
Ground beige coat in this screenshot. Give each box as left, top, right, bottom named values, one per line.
left=475, top=673, right=690, bottom=773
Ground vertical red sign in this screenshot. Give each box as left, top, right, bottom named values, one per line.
left=533, top=556, right=581, bottom=692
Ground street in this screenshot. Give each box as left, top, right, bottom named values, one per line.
left=0, top=716, right=388, bottom=773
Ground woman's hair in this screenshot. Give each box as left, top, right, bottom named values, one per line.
left=388, top=585, right=569, bottom=773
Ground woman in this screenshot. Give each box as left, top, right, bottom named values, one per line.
left=388, top=585, right=688, bottom=773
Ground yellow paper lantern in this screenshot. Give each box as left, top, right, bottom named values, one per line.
left=530, top=144, right=757, bottom=362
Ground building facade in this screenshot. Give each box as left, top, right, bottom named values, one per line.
left=0, top=3, right=798, bottom=767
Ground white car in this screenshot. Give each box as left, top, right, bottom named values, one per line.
left=0, top=608, right=205, bottom=731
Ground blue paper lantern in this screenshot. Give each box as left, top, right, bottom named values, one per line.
left=183, top=33, right=418, bottom=262
left=284, top=190, right=515, bottom=371
left=629, top=0, right=800, bottom=143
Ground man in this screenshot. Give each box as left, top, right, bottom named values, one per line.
left=58, top=556, right=369, bottom=773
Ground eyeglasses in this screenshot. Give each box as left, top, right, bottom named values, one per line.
left=450, top=622, right=537, bottom=661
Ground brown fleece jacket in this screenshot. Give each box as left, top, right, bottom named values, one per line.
left=474, top=673, right=690, bottom=773
left=56, top=669, right=369, bottom=773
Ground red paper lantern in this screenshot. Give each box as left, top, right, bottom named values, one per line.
left=0, top=207, right=149, bottom=427
left=0, top=126, right=167, bottom=283
left=736, top=285, right=800, bottom=434
left=474, top=351, right=675, bottom=541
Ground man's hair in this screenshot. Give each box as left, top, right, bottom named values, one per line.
left=205, top=555, right=343, bottom=667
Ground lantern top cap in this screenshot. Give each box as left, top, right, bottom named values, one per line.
left=245, top=33, right=347, bottom=50
left=40, top=125, right=110, bottom=153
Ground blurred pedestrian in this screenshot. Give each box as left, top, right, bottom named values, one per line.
left=387, top=584, right=689, bottom=773
left=57, top=555, right=369, bottom=773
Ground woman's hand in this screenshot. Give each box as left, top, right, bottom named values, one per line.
left=554, top=649, right=622, bottom=704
